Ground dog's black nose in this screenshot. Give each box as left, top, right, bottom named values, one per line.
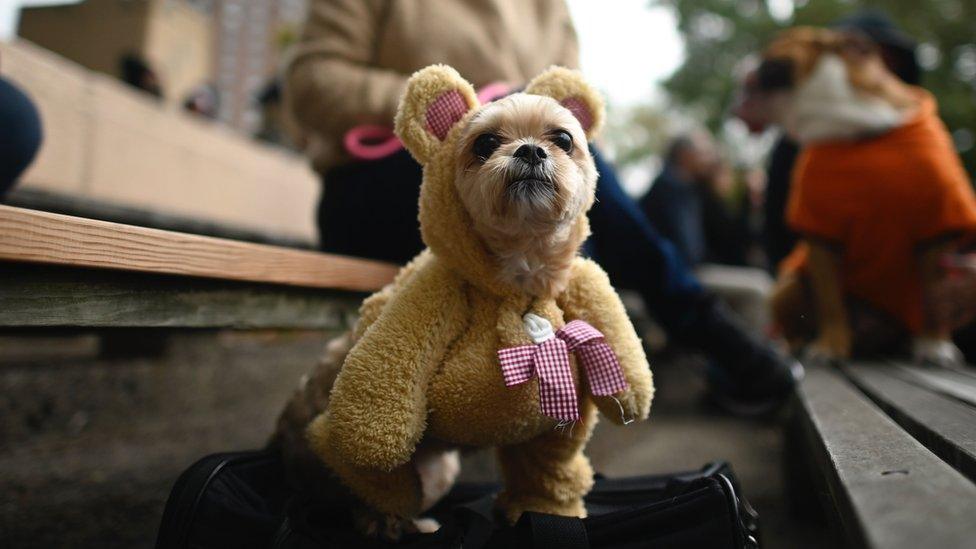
left=756, top=58, right=794, bottom=91
left=514, top=144, right=547, bottom=165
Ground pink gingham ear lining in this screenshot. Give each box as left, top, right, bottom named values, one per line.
left=425, top=90, right=469, bottom=140
left=561, top=96, right=594, bottom=133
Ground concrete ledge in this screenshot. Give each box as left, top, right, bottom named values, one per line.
left=1, top=39, right=320, bottom=244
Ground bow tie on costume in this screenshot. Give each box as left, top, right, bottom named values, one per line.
left=497, top=314, right=629, bottom=422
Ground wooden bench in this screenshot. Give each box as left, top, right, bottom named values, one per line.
left=0, top=204, right=402, bottom=546
left=0, top=204, right=398, bottom=330
left=790, top=360, right=976, bottom=548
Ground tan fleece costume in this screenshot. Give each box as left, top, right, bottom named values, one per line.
left=286, top=66, right=654, bottom=524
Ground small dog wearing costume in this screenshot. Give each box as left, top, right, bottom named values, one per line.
left=273, top=65, right=654, bottom=539
left=757, top=27, right=976, bottom=365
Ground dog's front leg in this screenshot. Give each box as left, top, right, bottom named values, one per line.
left=916, top=241, right=965, bottom=367
left=494, top=400, right=598, bottom=524
left=806, top=239, right=852, bottom=361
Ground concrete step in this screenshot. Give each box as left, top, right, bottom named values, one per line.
left=0, top=332, right=828, bottom=548
left=0, top=330, right=331, bottom=548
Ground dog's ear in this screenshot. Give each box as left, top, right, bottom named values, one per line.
left=395, top=65, right=479, bottom=165
left=525, top=66, right=605, bottom=140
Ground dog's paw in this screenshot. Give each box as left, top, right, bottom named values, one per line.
left=413, top=517, right=441, bottom=534
left=352, top=506, right=417, bottom=541
left=912, top=337, right=965, bottom=369
left=495, top=492, right=587, bottom=525
left=805, top=326, right=852, bottom=364
left=415, top=448, right=460, bottom=511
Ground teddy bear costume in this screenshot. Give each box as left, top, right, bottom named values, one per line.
left=277, top=65, right=654, bottom=524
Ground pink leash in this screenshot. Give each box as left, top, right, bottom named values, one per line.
left=343, top=82, right=513, bottom=161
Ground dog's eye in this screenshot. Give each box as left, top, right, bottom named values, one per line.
left=472, top=133, right=501, bottom=161
left=551, top=130, right=573, bottom=153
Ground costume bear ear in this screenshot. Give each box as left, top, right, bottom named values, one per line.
left=525, top=66, right=605, bottom=141
left=394, top=65, right=479, bottom=165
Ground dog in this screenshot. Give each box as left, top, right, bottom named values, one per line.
left=455, top=92, right=597, bottom=297
left=273, top=66, right=652, bottom=539
left=758, top=27, right=976, bottom=366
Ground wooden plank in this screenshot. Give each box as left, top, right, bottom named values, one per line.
left=0, top=205, right=399, bottom=292
left=795, top=364, right=976, bottom=549
left=0, top=264, right=362, bottom=329
left=4, top=39, right=322, bottom=243
left=5, top=188, right=314, bottom=249
left=844, top=362, right=976, bottom=483
left=894, top=364, right=976, bottom=408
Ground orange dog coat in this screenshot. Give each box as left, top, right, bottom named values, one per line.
left=783, top=89, right=976, bottom=333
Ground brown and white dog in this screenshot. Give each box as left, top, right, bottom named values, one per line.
left=273, top=72, right=610, bottom=538
left=758, top=26, right=969, bottom=367
left=756, top=27, right=917, bottom=143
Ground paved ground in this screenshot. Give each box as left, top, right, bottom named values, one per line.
left=0, top=331, right=827, bottom=548
left=459, top=350, right=828, bottom=548
left=585, top=353, right=826, bottom=548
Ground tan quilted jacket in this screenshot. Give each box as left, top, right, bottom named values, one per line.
left=285, top=0, right=579, bottom=172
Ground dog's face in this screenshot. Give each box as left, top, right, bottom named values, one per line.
left=757, top=27, right=881, bottom=95
left=394, top=65, right=604, bottom=294
left=454, top=93, right=597, bottom=236
left=756, top=27, right=907, bottom=142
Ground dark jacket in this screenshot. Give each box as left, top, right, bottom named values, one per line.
left=641, top=166, right=751, bottom=267
left=641, top=167, right=707, bottom=266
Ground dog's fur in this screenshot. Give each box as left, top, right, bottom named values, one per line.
left=761, top=27, right=960, bottom=363
left=272, top=67, right=652, bottom=539
left=757, top=27, right=918, bottom=143
left=455, top=93, right=597, bottom=297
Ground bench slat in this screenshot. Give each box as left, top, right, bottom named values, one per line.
left=844, top=362, right=976, bottom=484
left=797, top=364, right=976, bottom=548
left=0, top=205, right=398, bottom=292
left=5, top=188, right=315, bottom=249
left=0, top=264, right=361, bottom=329
left=893, top=364, right=976, bottom=408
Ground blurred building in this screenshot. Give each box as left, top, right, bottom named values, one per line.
left=17, top=0, right=306, bottom=132
left=194, top=0, right=305, bottom=131
left=18, top=0, right=213, bottom=105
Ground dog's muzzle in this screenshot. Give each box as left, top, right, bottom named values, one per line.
left=505, top=160, right=555, bottom=200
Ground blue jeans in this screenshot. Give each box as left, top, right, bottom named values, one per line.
left=585, top=149, right=704, bottom=333
left=0, top=78, right=43, bottom=200
left=318, top=147, right=705, bottom=334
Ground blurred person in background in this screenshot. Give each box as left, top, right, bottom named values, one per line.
left=641, top=131, right=772, bottom=333
left=255, top=79, right=297, bottom=148
left=284, top=0, right=799, bottom=415
left=0, top=73, right=42, bottom=201
left=641, top=131, right=755, bottom=267
left=120, top=53, right=163, bottom=100
left=182, top=83, right=220, bottom=120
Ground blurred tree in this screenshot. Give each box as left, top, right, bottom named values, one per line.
left=605, top=102, right=673, bottom=169
left=654, top=0, right=976, bottom=173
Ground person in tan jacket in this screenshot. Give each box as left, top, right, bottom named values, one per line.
left=288, top=0, right=579, bottom=173
left=285, top=0, right=799, bottom=416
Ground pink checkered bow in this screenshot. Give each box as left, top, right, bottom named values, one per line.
left=497, top=320, right=629, bottom=422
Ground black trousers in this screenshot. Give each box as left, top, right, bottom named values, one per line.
left=318, top=150, right=424, bottom=265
